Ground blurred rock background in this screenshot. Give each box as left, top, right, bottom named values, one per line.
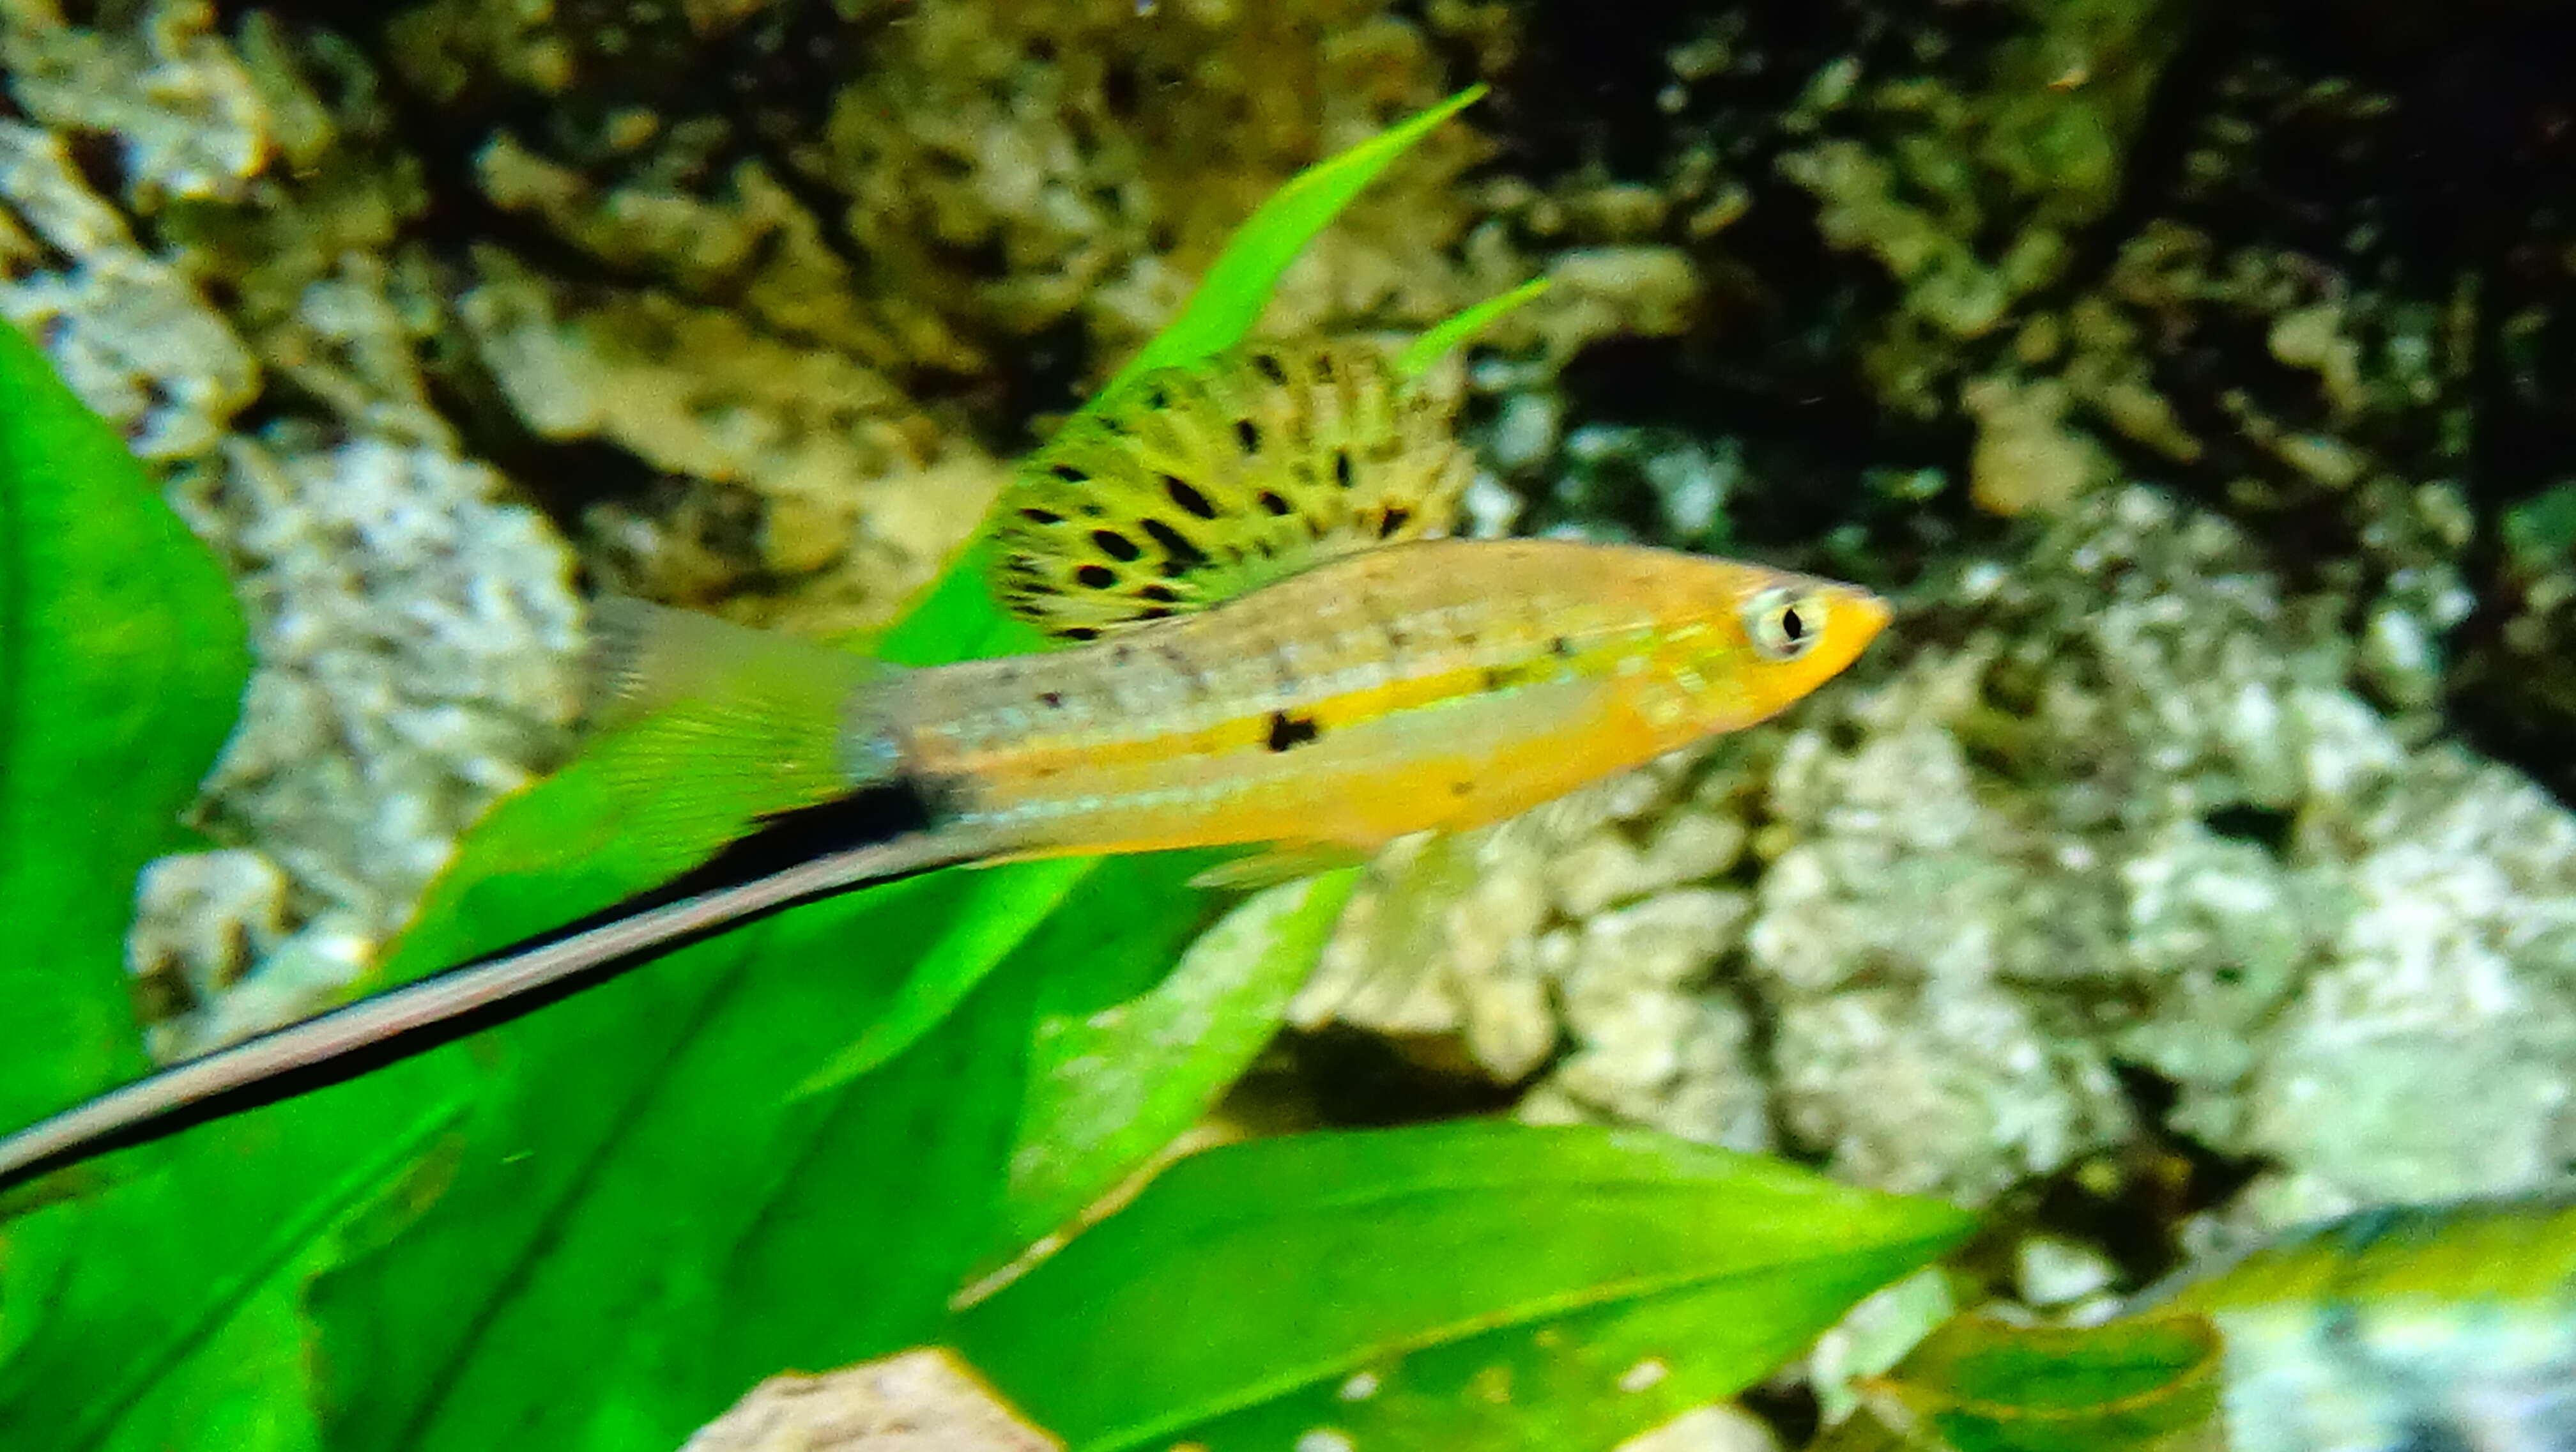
left=6, top=0, right=2573, bottom=1292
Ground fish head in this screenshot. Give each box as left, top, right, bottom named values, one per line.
left=1658, top=559, right=1891, bottom=732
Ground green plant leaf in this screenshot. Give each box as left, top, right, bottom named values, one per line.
left=1855, top=1313, right=2225, bottom=1452
left=1397, top=277, right=1552, bottom=380
left=0, top=314, right=309, bottom=1452
left=305, top=852, right=1209, bottom=1452
left=293, top=86, right=1492, bottom=1451
left=954, top=1122, right=1977, bottom=1452
left=0, top=315, right=248, bottom=1138
left=886, top=85, right=1493, bottom=669
left=0, top=84, right=1485, bottom=1452
left=1000, top=867, right=1363, bottom=1248
left=1094, top=84, right=1487, bottom=403
left=793, top=858, right=1092, bottom=1098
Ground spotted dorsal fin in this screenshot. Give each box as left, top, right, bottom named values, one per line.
left=991, top=340, right=1473, bottom=642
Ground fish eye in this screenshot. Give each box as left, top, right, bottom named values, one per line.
left=1744, top=587, right=1824, bottom=661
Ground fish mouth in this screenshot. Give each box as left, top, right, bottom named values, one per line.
left=1844, top=586, right=1894, bottom=641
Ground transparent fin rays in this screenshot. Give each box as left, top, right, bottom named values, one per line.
left=578, top=599, right=904, bottom=861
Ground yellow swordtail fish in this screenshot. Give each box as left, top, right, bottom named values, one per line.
left=0, top=341, right=1888, bottom=1194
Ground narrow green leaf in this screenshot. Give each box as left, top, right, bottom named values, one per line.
left=1002, top=868, right=1362, bottom=1247
left=2158, top=1191, right=2576, bottom=1314
left=1096, top=84, right=1488, bottom=402
left=1860, top=1314, right=2225, bottom=1452
left=875, top=537, right=1057, bottom=667
left=955, top=1122, right=1977, bottom=1452
left=889, top=88, right=1493, bottom=670
left=1397, top=277, right=1552, bottom=380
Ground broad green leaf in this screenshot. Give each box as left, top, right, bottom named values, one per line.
left=0, top=314, right=309, bottom=1452
left=0, top=1111, right=456, bottom=1452
left=955, top=1122, right=1977, bottom=1452
left=0, top=314, right=248, bottom=1138
left=1857, top=1314, right=2224, bottom=1452
left=1001, top=867, right=1363, bottom=1247
left=794, top=858, right=1091, bottom=1098
left=309, top=853, right=1204, bottom=1452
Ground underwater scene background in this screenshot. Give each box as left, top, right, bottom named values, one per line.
left=4, top=1, right=2576, bottom=1449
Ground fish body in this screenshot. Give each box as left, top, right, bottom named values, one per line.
left=912, top=537, right=1883, bottom=858
left=0, top=336, right=1888, bottom=1198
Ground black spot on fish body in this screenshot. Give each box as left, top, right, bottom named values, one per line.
left=1018, top=507, right=1062, bottom=525
left=1075, top=564, right=1117, bottom=589
left=1314, top=353, right=1337, bottom=383
left=1333, top=449, right=1354, bottom=489
left=1257, top=489, right=1292, bottom=516
left=1139, top=583, right=1179, bottom=603
left=1163, top=475, right=1218, bottom=519
left=1266, top=711, right=1321, bottom=752
left=1377, top=506, right=1412, bottom=538
left=1039, top=690, right=1066, bottom=709
left=1063, top=626, right=1100, bottom=641
left=1091, top=529, right=1143, bottom=562
left=1050, top=463, right=1088, bottom=483
left=1252, top=351, right=1289, bottom=385
left=1139, top=518, right=1209, bottom=575
left=1234, top=417, right=1261, bottom=454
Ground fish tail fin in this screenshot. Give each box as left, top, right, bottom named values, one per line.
left=0, top=827, right=981, bottom=1207
left=578, top=598, right=909, bottom=866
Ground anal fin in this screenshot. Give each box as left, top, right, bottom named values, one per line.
left=1187, top=843, right=1375, bottom=892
